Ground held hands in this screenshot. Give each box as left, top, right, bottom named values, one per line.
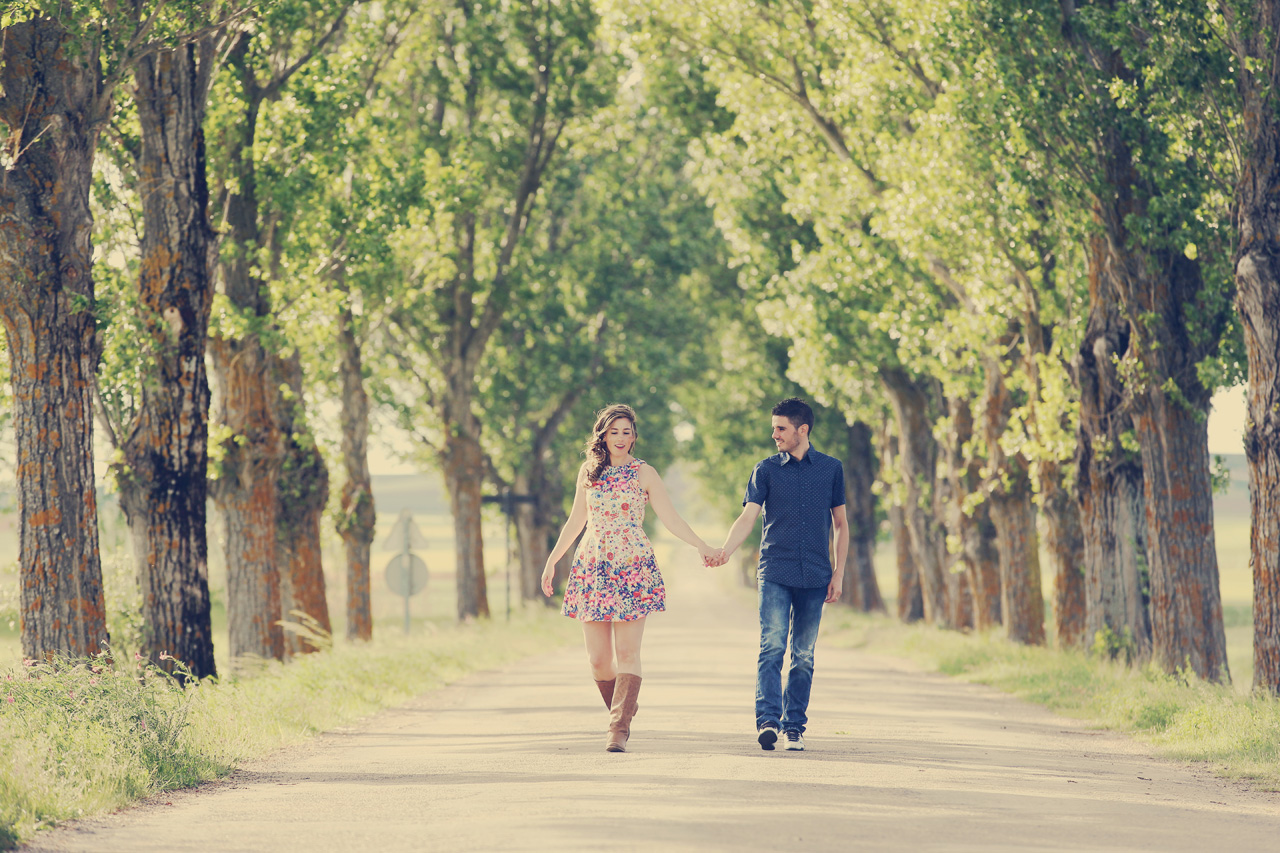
left=699, top=544, right=728, bottom=567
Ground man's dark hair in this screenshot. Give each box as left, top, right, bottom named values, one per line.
left=772, top=397, right=814, bottom=435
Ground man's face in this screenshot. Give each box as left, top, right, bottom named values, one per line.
left=771, top=416, right=806, bottom=454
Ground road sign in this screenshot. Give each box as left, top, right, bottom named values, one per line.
left=381, top=508, right=430, bottom=551
left=385, top=552, right=429, bottom=597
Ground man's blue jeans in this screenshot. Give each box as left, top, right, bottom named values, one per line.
left=755, top=579, right=826, bottom=734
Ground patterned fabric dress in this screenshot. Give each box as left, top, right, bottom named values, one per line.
left=562, top=459, right=666, bottom=622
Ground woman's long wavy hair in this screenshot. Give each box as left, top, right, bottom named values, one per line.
left=583, top=404, right=638, bottom=485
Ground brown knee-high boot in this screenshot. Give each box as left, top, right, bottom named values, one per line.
left=606, top=673, right=642, bottom=752
left=594, top=678, right=616, bottom=709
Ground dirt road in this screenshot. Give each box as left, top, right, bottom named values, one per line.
left=27, top=558, right=1280, bottom=852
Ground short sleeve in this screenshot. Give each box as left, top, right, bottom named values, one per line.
left=830, top=460, right=846, bottom=509
left=744, top=462, right=768, bottom=507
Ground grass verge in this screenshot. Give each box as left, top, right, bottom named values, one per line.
left=823, top=610, right=1280, bottom=791
left=0, top=609, right=578, bottom=849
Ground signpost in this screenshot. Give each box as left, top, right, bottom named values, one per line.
left=382, top=509, right=430, bottom=634
left=481, top=491, right=535, bottom=621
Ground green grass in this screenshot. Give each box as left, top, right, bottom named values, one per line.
left=0, top=607, right=578, bottom=849
left=822, top=610, right=1280, bottom=790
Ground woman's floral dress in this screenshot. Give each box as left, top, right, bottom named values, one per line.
left=562, top=459, right=666, bottom=622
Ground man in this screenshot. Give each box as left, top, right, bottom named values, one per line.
left=720, top=398, right=848, bottom=751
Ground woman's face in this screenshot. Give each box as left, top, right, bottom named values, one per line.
left=604, top=418, right=635, bottom=457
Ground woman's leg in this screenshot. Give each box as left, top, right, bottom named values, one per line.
left=606, top=617, right=647, bottom=752
left=582, top=621, right=617, bottom=681
left=611, top=617, right=647, bottom=677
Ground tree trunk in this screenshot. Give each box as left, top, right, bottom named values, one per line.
left=337, top=298, right=375, bottom=641
left=0, top=19, right=110, bottom=660
left=1133, top=383, right=1228, bottom=680
left=949, top=563, right=974, bottom=633
left=880, top=426, right=923, bottom=623
left=513, top=473, right=549, bottom=603
left=988, top=487, right=1044, bottom=645
left=946, top=398, right=1002, bottom=631
left=514, top=467, right=562, bottom=603
left=116, top=40, right=219, bottom=678
left=274, top=352, right=331, bottom=655
left=1077, top=235, right=1151, bottom=662
left=1095, top=230, right=1227, bottom=680
left=887, top=505, right=921, bottom=622
left=1040, top=460, right=1086, bottom=648
left=841, top=421, right=884, bottom=613
left=210, top=33, right=287, bottom=663
left=881, top=367, right=951, bottom=627
left=442, top=422, right=490, bottom=619
left=210, top=337, right=284, bottom=661
left=982, top=365, right=1045, bottom=645
left=1232, top=4, right=1280, bottom=690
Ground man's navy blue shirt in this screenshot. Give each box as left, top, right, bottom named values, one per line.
left=743, top=446, right=846, bottom=588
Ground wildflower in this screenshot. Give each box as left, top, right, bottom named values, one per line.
left=5, top=694, right=12, bottom=704
left=88, top=677, right=98, bottom=686
left=140, top=718, right=147, bottom=731
left=134, top=652, right=143, bottom=661
left=22, top=658, right=36, bottom=667
left=159, top=652, right=173, bottom=662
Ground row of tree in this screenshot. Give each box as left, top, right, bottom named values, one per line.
left=1, top=0, right=723, bottom=679
left=3, top=1, right=1280, bottom=696
left=631, top=0, right=1280, bottom=692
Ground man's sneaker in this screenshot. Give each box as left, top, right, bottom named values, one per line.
left=783, top=730, right=804, bottom=751
left=757, top=724, right=779, bottom=751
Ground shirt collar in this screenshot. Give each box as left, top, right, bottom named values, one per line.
left=778, top=445, right=816, bottom=466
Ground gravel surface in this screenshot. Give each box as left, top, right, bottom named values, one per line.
left=25, top=556, right=1280, bottom=852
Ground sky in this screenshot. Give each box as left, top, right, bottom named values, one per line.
left=1208, top=385, right=1247, bottom=456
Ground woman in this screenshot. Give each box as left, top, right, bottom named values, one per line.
left=541, top=403, right=721, bottom=752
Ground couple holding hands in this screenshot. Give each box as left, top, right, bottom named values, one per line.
left=540, top=398, right=849, bottom=753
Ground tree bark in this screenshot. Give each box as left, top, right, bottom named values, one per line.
left=949, top=562, right=974, bottom=633
left=515, top=463, right=567, bottom=604
left=1134, top=380, right=1228, bottom=680
left=946, top=398, right=1002, bottom=631
left=210, top=336, right=284, bottom=661
left=1040, top=459, right=1086, bottom=648
left=988, top=485, right=1044, bottom=645
left=513, top=473, right=550, bottom=602
left=880, top=367, right=951, bottom=627
left=880, top=426, right=923, bottom=622
left=841, top=421, right=884, bottom=613
left=0, top=19, right=110, bottom=660
left=982, top=364, right=1045, bottom=645
left=1230, top=0, right=1280, bottom=691
left=274, top=352, right=331, bottom=655
left=1077, top=235, right=1151, bottom=662
left=443, top=416, right=490, bottom=619
left=337, top=297, right=375, bottom=641
left=116, top=40, right=219, bottom=678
